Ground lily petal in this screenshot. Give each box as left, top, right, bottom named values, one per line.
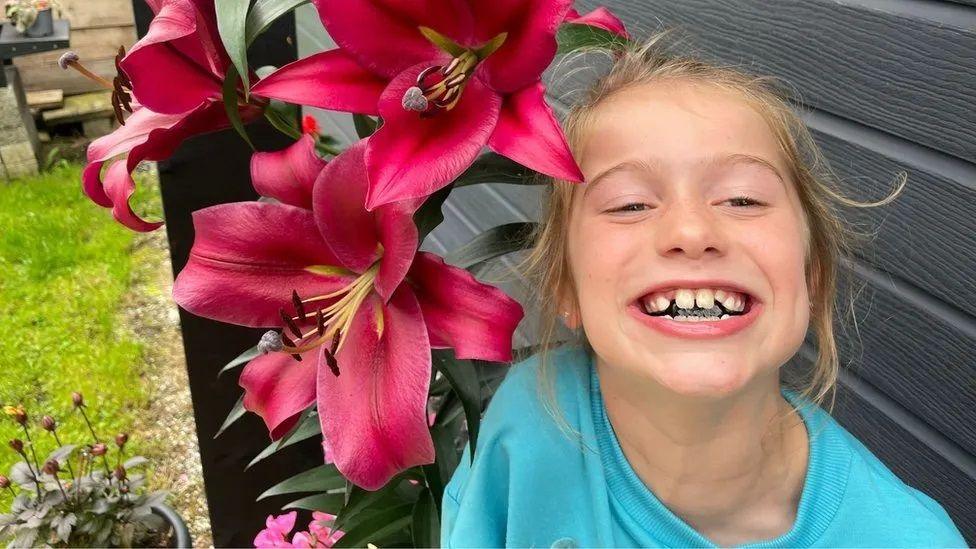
left=409, top=252, right=522, bottom=362
left=121, top=0, right=224, bottom=114
left=240, top=350, right=317, bottom=440
left=251, top=50, right=386, bottom=114
left=173, top=202, right=353, bottom=328
left=373, top=201, right=419, bottom=303
left=471, top=0, right=572, bottom=93
left=365, top=63, right=501, bottom=210
left=251, top=134, right=327, bottom=209
left=565, top=6, right=630, bottom=39
left=101, top=161, right=163, bottom=232
left=312, top=140, right=380, bottom=274
left=312, top=0, right=472, bottom=79
left=488, top=81, right=583, bottom=182
left=317, top=289, right=434, bottom=490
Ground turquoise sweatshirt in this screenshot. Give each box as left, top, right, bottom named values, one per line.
left=441, top=345, right=968, bottom=548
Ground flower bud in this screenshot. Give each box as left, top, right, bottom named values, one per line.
left=113, top=465, right=127, bottom=481
left=8, top=439, right=23, bottom=453
left=71, top=392, right=84, bottom=408
left=3, top=405, right=27, bottom=425
left=115, top=433, right=128, bottom=448
left=0, top=475, right=9, bottom=489
left=91, top=442, right=107, bottom=456
left=41, top=415, right=56, bottom=432
left=42, top=459, right=60, bottom=475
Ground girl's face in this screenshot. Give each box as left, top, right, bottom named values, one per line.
left=565, top=81, right=810, bottom=397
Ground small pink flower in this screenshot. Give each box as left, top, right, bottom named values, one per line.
left=254, top=511, right=297, bottom=548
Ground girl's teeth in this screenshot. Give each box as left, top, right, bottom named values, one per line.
left=695, top=288, right=715, bottom=308
left=674, top=289, right=696, bottom=309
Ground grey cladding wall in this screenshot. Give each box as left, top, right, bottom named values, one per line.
left=295, top=1, right=975, bottom=542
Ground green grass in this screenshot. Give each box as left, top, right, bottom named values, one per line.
left=0, top=162, right=158, bottom=507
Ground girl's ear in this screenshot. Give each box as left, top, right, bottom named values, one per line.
left=557, top=293, right=581, bottom=330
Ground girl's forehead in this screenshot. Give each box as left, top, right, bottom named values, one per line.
left=578, top=82, right=787, bottom=180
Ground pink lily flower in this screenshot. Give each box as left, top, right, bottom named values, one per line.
left=565, top=6, right=630, bottom=38
left=79, top=0, right=264, bottom=231
left=172, top=139, right=523, bottom=489
left=251, top=1, right=627, bottom=210
left=254, top=511, right=298, bottom=548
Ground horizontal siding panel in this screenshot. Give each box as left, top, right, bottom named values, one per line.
left=572, top=0, right=976, bottom=162
left=809, top=128, right=976, bottom=317
left=824, top=267, right=976, bottom=457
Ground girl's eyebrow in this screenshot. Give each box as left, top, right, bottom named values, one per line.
left=583, top=153, right=786, bottom=197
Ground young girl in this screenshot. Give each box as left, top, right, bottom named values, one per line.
left=439, top=32, right=967, bottom=548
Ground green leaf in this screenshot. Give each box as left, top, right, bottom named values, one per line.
left=413, top=184, right=453, bottom=244
left=222, top=66, right=254, bottom=150
left=246, top=410, right=320, bottom=469
left=331, top=503, right=414, bottom=548
left=283, top=492, right=346, bottom=512
left=411, top=488, right=440, bottom=548
left=214, top=395, right=246, bottom=439
left=332, top=473, right=411, bottom=532
left=422, top=425, right=458, bottom=513
left=431, top=350, right=481, bottom=462
left=556, top=22, right=631, bottom=55
left=218, top=345, right=260, bottom=378
left=257, top=464, right=345, bottom=500
left=453, top=152, right=540, bottom=188
left=246, top=0, right=309, bottom=46
left=216, top=0, right=251, bottom=94
left=445, top=222, right=537, bottom=269
left=353, top=114, right=378, bottom=139
left=264, top=103, right=302, bottom=140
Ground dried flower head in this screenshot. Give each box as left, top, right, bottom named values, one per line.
left=42, top=459, right=60, bottom=475
left=3, top=405, right=27, bottom=425
left=91, top=442, right=107, bottom=456
left=115, top=432, right=128, bottom=448
left=71, top=392, right=84, bottom=408
left=41, top=415, right=57, bottom=431
left=8, top=439, right=23, bottom=453
left=113, top=465, right=127, bottom=482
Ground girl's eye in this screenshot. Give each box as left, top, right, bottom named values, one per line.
left=608, top=202, right=650, bottom=213
left=726, top=196, right=765, bottom=208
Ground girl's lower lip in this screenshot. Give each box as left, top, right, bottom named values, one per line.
left=628, top=301, right=763, bottom=339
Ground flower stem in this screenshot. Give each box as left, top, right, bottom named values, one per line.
left=51, top=431, right=76, bottom=479
left=77, top=406, right=112, bottom=479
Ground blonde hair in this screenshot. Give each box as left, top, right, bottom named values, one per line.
left=512, top=28, right=906, bottom=447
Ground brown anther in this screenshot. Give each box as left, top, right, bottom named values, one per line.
left=324, top=349, right=340, bottom=377
left=292, top=290, right=306, bottom=321
left=279, top=308, right=302, bottom=338
left=291, top=353, right=303, bottom=362
left=280, top=331, right=296, bottom=348
left=111, top=46, right=134, bottom=125
left=330, top=331, right=340, bottom=354
left=316, top=309, right=325, bottom=337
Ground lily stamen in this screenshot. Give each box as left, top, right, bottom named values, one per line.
left=279, top=263, right=380, bottom=360
left=402, top=50, right=478, bottom=115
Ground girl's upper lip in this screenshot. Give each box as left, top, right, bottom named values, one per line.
left=633, top=279, right=761, bottom=303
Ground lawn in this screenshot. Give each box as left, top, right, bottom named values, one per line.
left=0, top=162, right=161, bottom=507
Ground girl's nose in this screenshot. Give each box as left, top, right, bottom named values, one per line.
left=654, top=198, right=727, bottom=260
